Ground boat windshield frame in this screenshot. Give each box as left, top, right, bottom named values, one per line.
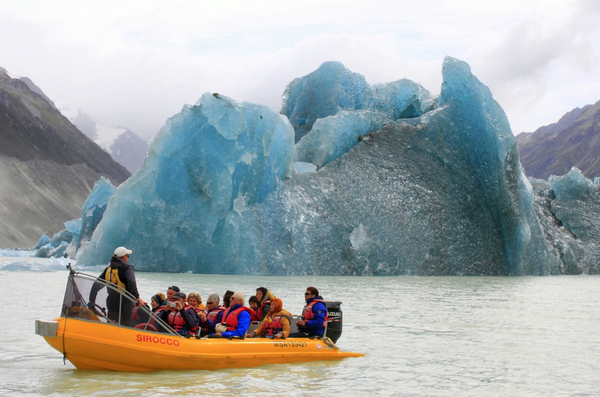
left=61, top=265, right=177, bottom=336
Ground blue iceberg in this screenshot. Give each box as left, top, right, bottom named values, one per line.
left=78, top=93, right=295, bottom=272
left=372, top=79, right=436, bottom=119
left=77, top=177, right=116, bottom=252
left=34, top=229, right=73, bottom=258
left=77, top=57, right=600, bottom=276
left=281, top=61, right=373, bottom=142
left=295, top=110, right=388, bottom=168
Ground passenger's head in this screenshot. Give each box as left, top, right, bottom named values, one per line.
left=230, top=292, right=245, bottom=307
left=270, top=298, right=283, bottom=314
left=305, top=286, right=319, bottom=300
left=167, top=285, right=180, bottom=300
left=256, top=287, right=268, bottom=303
left=113, top=247, right=132, bottom=261
left=206, top=293, right=220, bottom=311
left=172, top=292, right=186, bottom=304
left=249, top=295, right=258, bottom=310
left=187, top=292, right=202, bottom=307
left=151, top=293, right=166, bottom=309
left=223, top=290, right=234, bottom=308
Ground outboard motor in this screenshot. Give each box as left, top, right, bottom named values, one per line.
left=324, top=301, right=343, bottom=343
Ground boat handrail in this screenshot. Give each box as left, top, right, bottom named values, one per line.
left=65, top=264, right=178, bottom=336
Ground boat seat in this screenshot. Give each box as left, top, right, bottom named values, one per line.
left=287, top=315, right=327, bottom=339
left=289, top=315, right=301, bottom=334
left=247, top=320, right=261, bottom=335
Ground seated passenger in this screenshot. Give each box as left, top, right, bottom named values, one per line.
left=247, top=298, right=292, bottom=339
left=166, top=285, right=180, bottom=302
left=159, top=291, right=199, bottom=337
left=255, top=287, right=274, bottom=321
left=187, top=292, right=205, bottom=313
left=222, top=290, right=234, bottom=309
left=214, top=292, right=251, bottom=338
left=150, top=293, right=167, bottom=314
left=199, top=293, right=224, bottom=335
left=294, top=286, right=327, bottom=338
left=248, top=295, right=259, bottom=321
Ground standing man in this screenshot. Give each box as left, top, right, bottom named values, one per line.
left=295, top=286, right=327, bottom=337
left=89, top=246, right=146, bottom=327
left=215, top=292, right=251, bottom=338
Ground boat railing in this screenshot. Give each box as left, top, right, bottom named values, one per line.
left=62, top=264, right=177, bottom=336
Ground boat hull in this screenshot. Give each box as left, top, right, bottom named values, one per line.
left=42, top=317, right=363, bottom=372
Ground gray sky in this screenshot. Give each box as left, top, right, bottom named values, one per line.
left=1, top=0, right=599, bottom=141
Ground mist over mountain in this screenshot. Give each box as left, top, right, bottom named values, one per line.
left=66, top=110, right=148, bottom=174
left=517, top=100, right=600, bottom=180
left=0, top=67, right=130, bottom=248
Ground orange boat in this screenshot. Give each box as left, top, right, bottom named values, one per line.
left=35, top=267, right=363, bottom=372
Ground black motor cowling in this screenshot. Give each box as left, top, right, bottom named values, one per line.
left=324, top=301, right=343, bottom=343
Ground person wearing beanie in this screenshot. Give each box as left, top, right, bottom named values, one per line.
left=166, top=286, right=180, bottom=302
left=89, top=246, right=146, bottom=327
left=151, top=293, right=167, bottom=313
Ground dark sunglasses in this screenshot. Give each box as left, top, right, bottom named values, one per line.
left=304, top=292, right=311, bottom=296
left=206, top=301, right=214, bottom=304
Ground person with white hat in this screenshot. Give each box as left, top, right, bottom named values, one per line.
left=89, top=246, right=146, bottom=327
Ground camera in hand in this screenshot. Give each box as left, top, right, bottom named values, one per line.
left=169, top=302, right=177, bottom=308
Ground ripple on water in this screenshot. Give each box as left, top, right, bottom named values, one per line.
left=1, top=270, right=600, bottom=396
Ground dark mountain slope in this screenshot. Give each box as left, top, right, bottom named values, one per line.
left=0, top=70, right=130, bottom=183
left=517, top=100, right=600, bottom=180
left=0, top=68, right=130, bottom=247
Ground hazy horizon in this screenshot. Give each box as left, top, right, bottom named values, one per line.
left=2, top=0, right=599, bottom=141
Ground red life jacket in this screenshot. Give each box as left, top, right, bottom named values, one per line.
left=206, top=306, right=225, bottom=323
left=262, top=314, right=291, bottom=336
left=223, top=305, right=251, bottom=331
left=256, top=299, right=271, bottom=320
left=167, top=305, right=196, bottom=332
left=302, top=299, right=328, bottom=327
left=201, top=306, right=225, bottom=332
left=248, top=307, right=258, bottom=321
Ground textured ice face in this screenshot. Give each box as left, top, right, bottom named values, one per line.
left=372, top=79, right=436, bottom=119
left=76, top=58, right=599, bottom=276
left=77, top=93, right=296, bottom=272
left=284, top=63, right=436, bottom=168
left=77, top=177, right=115, bottom=250
left=295, top=110, right=389, bottom=168
left=281, top=61, right=373, bottom=143
left=436, top=57, right=534, bottom=275
left=550, top=168, right=600, bottom=242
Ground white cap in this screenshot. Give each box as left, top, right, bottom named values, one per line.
left=113, top=247, right=132, bottom=257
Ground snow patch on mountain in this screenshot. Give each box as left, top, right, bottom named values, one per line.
left=59, top=107, right=148, bottom=173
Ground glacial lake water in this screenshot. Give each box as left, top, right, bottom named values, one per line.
left=1, top=257, right=599, bottom=396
